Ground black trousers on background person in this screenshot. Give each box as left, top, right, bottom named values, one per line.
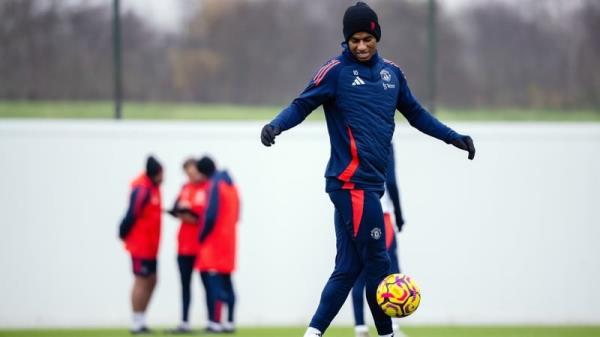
left=177, top=255, right=196, bottom=323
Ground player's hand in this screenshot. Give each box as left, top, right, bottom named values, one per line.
left=261, top=124, right=281, bottom=147
left=451, top=135, right=476, bottom=160
left=118, top=226, right=128, bottom=240
left=395, top=213, right=405, bottom=233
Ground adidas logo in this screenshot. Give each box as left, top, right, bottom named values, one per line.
left=352, top=76, right=365, bottom=86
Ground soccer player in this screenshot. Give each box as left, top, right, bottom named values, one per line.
left=260, top=3, right=475, bottom=337
left=168, top=158, right=209, bottom=334
left=118, top=156, right=164, bottom=334
left=193, top=156, right=240, bottom=333
left=352, top=145, right=405, bottom=337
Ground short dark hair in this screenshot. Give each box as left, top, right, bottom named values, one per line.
left=196, top=156, right=216, bottom=177
left=182, top=157, right=197, bottom=170
left=146, top=155, right=162, bottom=177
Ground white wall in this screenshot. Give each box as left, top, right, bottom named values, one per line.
left=0, top=120, right=599, bottom=328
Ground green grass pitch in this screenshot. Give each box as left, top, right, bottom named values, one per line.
left=1, top=101, right=599, bottom=121
left=1, top=326, right=599, bottom=337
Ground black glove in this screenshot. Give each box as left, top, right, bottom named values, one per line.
left=451, top=135, right=476, bottom=160
left=118, top=217, right=134, bottom=240
left=118, top=224, right=130, bottom=240
left=395, top=211, right=405, bottom=233
left=261, top=124, right=281, bottom=147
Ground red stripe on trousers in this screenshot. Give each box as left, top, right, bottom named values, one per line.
left=215, top=300, right=222, bottom=322
left=350, top=190, right=364, bottom=238
left=384, top=213, right=393, bottom=249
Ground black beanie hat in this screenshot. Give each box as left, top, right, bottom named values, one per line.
left=196, top=156, right=216, bottom=178
left=343, top=2, right=381, bottom=42
left=146, top=155, right=162, bottom=177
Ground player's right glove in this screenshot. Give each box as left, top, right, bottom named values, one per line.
left=395, top=211, right=405, bottom=233
left=261, top=124, right=281, bottom=147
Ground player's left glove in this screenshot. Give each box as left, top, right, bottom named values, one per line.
left=261, top=124, right=281, bottom=147
left=451, top=135, right=476, bottom=160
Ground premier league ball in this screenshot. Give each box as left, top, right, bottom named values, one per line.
left=376, top=273, right=421, bottom=318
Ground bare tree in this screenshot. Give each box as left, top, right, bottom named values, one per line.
left=1, top=0, right=598, bottom=110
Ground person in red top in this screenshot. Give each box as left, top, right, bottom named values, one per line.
left=118, top=156, right=163, bottom=335
left=194, top=156, right=240, bottom=333
left=167, top=158, right=209, bottom=334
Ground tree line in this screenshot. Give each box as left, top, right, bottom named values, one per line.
left=1, top=0, right=599, bottom=109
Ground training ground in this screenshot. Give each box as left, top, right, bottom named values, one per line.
left=1, top=103, right=599, bottom=336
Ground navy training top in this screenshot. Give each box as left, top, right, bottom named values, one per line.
left=270, top=43, right=460, bottom=192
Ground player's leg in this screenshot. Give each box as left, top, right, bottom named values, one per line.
left=387, top=236, right=400, bottom=275
left=130, top=257, right=157, bottom=333
left=306, top=190, right=364, bottom=336
left=174, top=255, right=195, bottom=332
left=351, top=269, right=371, bottom=337
left=355, top=191, right=393, bottom=337
left=387, top=234, right=406, bottom=337
left=220, top=273, right=236, bottom=332
left=200, top=271, right=223, bottom=332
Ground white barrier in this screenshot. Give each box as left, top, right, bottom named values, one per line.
left=0, top=120, right=599, bottom=327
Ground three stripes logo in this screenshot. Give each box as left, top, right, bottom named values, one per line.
left=352, top=76, right=365, bottom=86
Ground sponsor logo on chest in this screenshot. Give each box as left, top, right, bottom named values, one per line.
left=351, top=69, right=365, bottom=86
left=349, top=69, right=396, bottom=90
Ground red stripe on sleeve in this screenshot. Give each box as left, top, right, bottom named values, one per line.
left=384, top=59, right=399, bottom=68
left=313, top=63, right=331, bottom=82
left=314, top=60, right=340, bottom=86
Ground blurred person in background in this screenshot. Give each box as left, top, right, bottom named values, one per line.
left=260, top=2, right=475, bottom=337
left=118, top=156, right=164, bottom=334
left=194, top=156, right=241, bottom=333
left=352, top=145, right=406, bottom=337
left=167, top=158, right=210, bottom=334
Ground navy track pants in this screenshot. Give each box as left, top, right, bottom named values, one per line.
left=309, top=189, right=392, bottom=336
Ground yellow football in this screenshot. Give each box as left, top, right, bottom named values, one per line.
left=376, top=273, right=421, bottom=318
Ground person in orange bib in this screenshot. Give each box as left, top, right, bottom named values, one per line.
left=167, top=158, right=209, bottom=333
left=193, top=156, right=240, bottom=333
left=118, top=156, right=163, bottom=335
